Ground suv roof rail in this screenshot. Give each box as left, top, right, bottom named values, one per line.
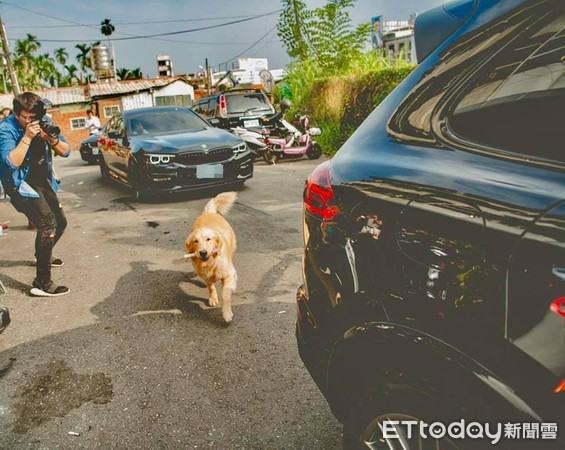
left=225, top=87, right=263, bottom=93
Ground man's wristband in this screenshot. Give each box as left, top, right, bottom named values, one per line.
left=21, top=138, right=31, bottom=146
left=51, top=138, right=60, bottom=147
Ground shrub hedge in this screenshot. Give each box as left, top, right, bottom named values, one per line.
left=298, top=66, right=415, bottom=155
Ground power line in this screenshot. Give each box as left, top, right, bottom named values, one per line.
left=219, top=25, right=277, bottom=68
left=9, top=14, right=270, bottom=29
left=3, top=2, right=282, bottom=44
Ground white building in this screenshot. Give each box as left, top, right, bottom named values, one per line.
left=375, top=19, right=417, bottom=64
left=157, top=55, right=173, bottom=78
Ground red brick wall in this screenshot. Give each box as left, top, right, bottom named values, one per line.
left=47, top=97, right=122, bottom=150
left=48, top=106, right=89, bottom=150
left=96, top=98, right=123, bottom=123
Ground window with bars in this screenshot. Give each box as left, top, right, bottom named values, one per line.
left=70, top=117, right=86, bottom=130
left=103, top=105, right=121, bottom=118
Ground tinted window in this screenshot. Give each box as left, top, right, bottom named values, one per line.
left=208, top=97, right=218, bottom=115
left=192, top=99, right=208, bottom=115
left=126, top=108, right=207, bottom=134
left=225, top=93, right=272, bottom=114
left=448, top=7, right=565, bottom=163
left=388, top=0, right=565, bottom=165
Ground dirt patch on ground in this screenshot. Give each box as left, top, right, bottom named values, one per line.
left=12, top=359, right=113, bottom=433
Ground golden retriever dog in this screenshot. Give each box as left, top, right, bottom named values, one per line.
left=184, top=191, right=238, bottom=323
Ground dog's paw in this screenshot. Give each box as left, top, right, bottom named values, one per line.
left=208, top=297, right=218, bottom=307
left=222, top=309, right=233, bottom=323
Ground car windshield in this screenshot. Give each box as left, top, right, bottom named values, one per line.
left=226, top=93, right=272, bottom=114
left=126, top=108, right=207, bottom=135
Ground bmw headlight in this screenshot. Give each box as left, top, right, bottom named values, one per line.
left=146, top=154, right=175, bottom=165
left=232, top=142, right=247, bottom=155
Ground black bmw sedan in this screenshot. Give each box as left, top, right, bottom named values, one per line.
left=98, top=106, right=253, bottom=200
left=79, top=133, right=101, bottom=164
left=297, top=0, right=565, bottom=448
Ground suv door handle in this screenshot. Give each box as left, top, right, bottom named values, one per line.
left=552, top=267, right=565, bottom=282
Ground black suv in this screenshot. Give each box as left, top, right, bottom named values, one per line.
left=192, top=88, right=276, bottom=129
left=296, top=0, right=565, bottom=448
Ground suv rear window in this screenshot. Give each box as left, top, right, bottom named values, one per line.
left=388, top=0, right=565, bottom=166
left=225, top=93, right=273, bottom=115
left=447, top=3, right=565, bottom=164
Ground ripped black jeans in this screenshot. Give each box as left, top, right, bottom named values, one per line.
left=8, top=182, right=67, bottom=284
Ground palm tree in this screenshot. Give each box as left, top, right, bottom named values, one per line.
left=116, top=67, right=130, bottom=81
left=75, top=44, right=91, bottom=71
left=54, top=47, right=68, bottom=66
left=129, top=68, right=143, bottom=79
left=117, top=67, right=143, bottom=81
left=64, top=64, right=79, bottom=85
left=100, top=18, right=115, bottom=39
left=35, top=53, right=57, bottom=87
left=13, top=34, right=42, bottom=90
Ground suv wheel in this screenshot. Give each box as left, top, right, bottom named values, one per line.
left=343, top=392, right=461, bottom=450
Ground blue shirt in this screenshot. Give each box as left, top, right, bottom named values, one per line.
left=0, top=114, right=70, bottom=198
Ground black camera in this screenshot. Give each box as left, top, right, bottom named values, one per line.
left=32, top=98, right=61, bottom=139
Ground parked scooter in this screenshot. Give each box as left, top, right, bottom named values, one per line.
left=230, top=126, right=269, bottom=160
left=229, top=99, right=297, bottom=161
left=262, top=113, right=322, bottom=164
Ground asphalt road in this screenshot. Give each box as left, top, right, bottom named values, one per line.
left=0, top=152, right=342, bottom=449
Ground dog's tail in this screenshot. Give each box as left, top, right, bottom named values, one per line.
left=205, top=191, right=237, bottom=216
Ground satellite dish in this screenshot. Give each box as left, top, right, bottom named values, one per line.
left=259, top=69, right=274, bottom=93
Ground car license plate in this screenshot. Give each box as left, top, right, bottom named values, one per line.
left=92, top=148, right=99, bottom=155
left=244, top=119, right=259, bottom=128
left=196, top=164, right=223, bottom=179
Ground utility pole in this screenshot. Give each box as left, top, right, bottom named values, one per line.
left=0, top=17, right=20, bottom=95
left=205, top=57, right=210, bottom=94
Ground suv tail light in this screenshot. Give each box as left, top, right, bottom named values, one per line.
left=550, top=296, right=565, bottom=318
left=304, top=160, right=340, bottom=221
left=219, top=94, right=227, bottom=118
left=549, top=297, right=565, bottom=394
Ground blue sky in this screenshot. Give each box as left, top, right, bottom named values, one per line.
left=0, top=0, right=446, bottom=78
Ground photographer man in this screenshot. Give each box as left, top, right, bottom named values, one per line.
left=0, top=92, right=71, bottom=297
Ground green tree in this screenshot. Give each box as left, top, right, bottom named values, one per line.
left=100, top=18, right=115, bottom=45
left=117, top=67, right=143, bottom=81
left=277, top=0, right=311, bottom=61
left=309, top=0, right=370, bottom=72
left=116, top=67, right=130, bottom=80
left=129, top=68, right=143, bottom=79
left=64, top=64, right=79, bottom=85
left=54, top=47, right=68, bottom=66
left=75, top=43, right=91, bottom=72
left=35, top=53, right=57, bottom=87
left=13, top=34, right=41, bottom=89
left=277, top=0, right=370, bottom=73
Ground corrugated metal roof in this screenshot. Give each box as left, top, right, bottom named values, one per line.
left=41, top=87, right=86, bottom=105
left=91, top=77, right=179, bottom=97
left=0, top=77, right=189, bottom=107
